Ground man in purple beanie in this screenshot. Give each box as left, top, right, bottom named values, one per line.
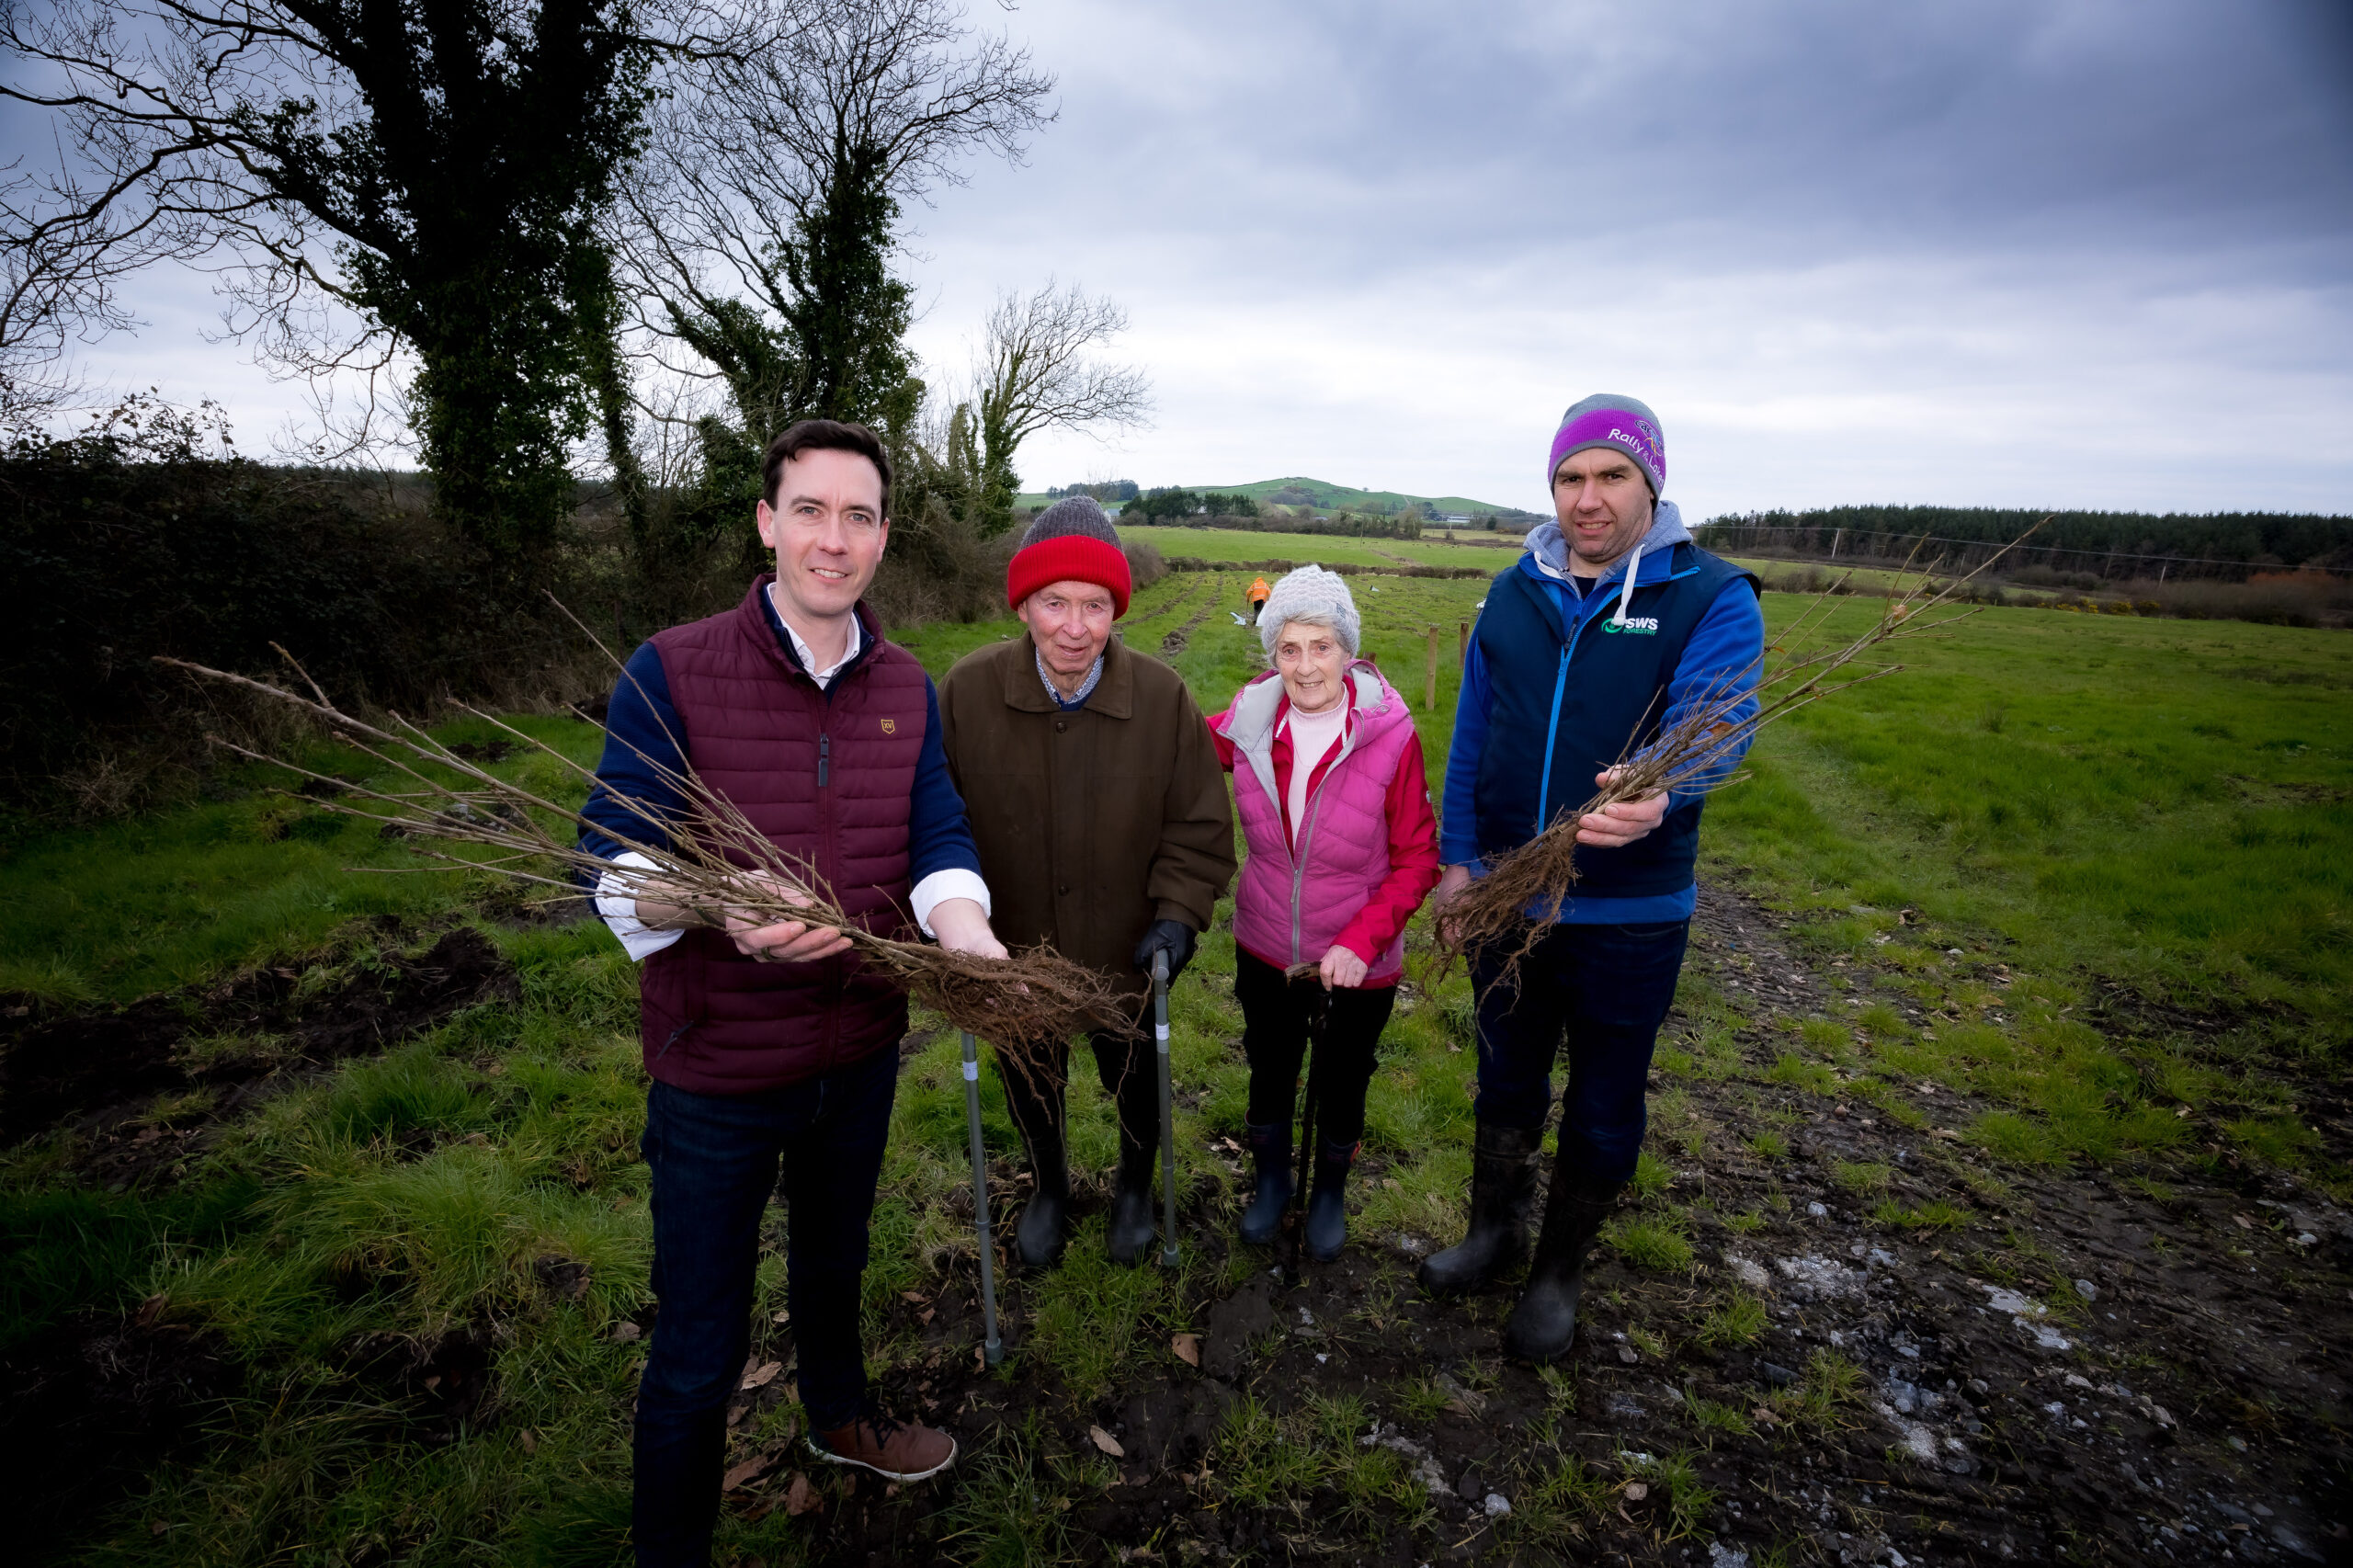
left=1421, top=394, right=1764, bottom=1362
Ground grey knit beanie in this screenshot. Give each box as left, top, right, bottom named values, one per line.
left=1256, top=564, right=1361, bottom=659
left=1007, top=494, right=1132, bottom=614
left=1017, top=494, right=1124, bottom=551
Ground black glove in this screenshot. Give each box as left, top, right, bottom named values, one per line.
left=1132, top=918, right=1198, bottom=983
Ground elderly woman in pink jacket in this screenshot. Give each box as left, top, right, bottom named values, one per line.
left=1208, top=565, right=1442, bottom=1260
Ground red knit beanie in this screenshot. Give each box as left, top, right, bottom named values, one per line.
left=1006, top=496, right=1131, bottom=616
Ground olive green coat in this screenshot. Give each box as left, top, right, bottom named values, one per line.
left=938, top=633, right=1235, bottom=999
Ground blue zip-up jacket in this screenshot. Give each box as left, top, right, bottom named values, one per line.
left=579, top=593, right=983, bottom=888
left=1440, top=502, right=1763, bottom=923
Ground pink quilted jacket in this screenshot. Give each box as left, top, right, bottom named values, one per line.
left=1221, top=664, right=1420, bottom=982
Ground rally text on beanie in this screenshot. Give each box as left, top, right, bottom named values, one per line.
left=1006, top=495, right=1132, bottom=617
left=1546, top=393, right=1665, bottom=496
left=1256, top=564, right=1362, bottom=659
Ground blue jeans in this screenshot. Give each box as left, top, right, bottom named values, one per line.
left=1470, top=920, right=1689, bottom=1185
left=632, top=1050, right=898, bottom=1567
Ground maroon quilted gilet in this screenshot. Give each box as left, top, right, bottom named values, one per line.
left=636, top=577, right=928, bottom=1094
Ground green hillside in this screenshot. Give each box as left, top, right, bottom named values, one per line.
left=1015, top=475, right=1531, bottom=517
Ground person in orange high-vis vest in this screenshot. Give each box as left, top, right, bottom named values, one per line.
left=1246, top=576, right=1271, bottom=623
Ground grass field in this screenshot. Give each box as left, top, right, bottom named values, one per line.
left=1118, top=524, right=1520, bottom=572
left=3, top=573, right=2347, bottom=1562
left=1015, top=477, right=1524, bottom=517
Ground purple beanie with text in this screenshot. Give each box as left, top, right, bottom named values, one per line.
left=1546, top=393, right=1665, bottom=495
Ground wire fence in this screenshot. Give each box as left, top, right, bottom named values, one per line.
left=1688, top=521, right=2353, bottom=583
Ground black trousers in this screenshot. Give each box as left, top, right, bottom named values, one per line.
left=1234, top=948, right=1398, bottom=1148
left=997, top=1026, right=1162, bottom=1171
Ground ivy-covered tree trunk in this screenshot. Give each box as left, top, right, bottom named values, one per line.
left=267, top=0, right=654, bottom=581
left=658, top=131, right=928, bottom=548
left=574, top=244, right=650, bottom=555
left=4, top=0, right=662, bottom=586
left=974, top=407, right=1021, bottom=539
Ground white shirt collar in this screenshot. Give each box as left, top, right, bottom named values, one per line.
left=767, top=585, right=863, bottom=685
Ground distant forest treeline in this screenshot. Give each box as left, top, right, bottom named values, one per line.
left=1696, top=506, right=2353, bottom=577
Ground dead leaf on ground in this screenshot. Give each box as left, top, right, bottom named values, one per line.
left=740, top=1359, right=783, bottom=1391
left=1089, top=1425, right=1126, bottom=1458
left=783, top=1473, right=818, bottom=1516
left=722, top=1455, right=772, bottom=1491
left=1170, top=1333, right=1200, bottom=1368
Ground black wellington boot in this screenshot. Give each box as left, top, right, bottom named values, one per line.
left=1013, top=1119, right=1070, bottom=1269
left=1303, top=1139, right=1357, bottom=1263
left=1106, top=1126, right=1159, bottom=1266
left=1237, top=1121, right=1292, bottom=1246
left=1501, top=1158, right=1621, bottom=1363
left=1415, top=1122, right=1542, bottom=1295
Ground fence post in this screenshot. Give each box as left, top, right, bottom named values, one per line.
left=1831, top=528, right=1841, bottom=560
left=1459, top=620, right=1470, bottom=668
left=1425, top=625, right=1439, bottom=710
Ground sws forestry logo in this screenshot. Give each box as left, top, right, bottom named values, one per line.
left=1601, top=616, right=1660, bottom=635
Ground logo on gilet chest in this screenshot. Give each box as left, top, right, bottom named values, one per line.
left=880, top=718, right=896, bottom=734
left=1600, top=616, right=1661, bottom=635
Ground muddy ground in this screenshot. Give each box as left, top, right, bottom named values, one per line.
left=719, top=885, right=2353, bottom=1566
left=5, top=890, right=2350, bottom=1565
left=0, top=926, right=517, bottom=1557
left=0, top=922, right=515, bottom=1166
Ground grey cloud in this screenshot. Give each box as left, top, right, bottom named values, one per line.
left=989, top=1, right=2351, bottom=268
left=8, top=0, right=2347, bottom=514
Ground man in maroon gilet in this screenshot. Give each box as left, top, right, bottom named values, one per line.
left=579, top=421, right=1005, bottom=1566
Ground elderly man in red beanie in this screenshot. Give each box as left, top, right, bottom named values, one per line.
left=938, top=496, right=1235, bottom=1266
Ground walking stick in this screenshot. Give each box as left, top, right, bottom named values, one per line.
left=1295, top=979, right=1329, bottom=1220
left=1153, top=950, right=1180, bottom=1268
left=961, top=1030, right=1004, bottom=1366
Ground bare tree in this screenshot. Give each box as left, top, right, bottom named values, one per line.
left=969, top=279, right=1151, bottom=535
left=610, top=0, right=1054, bottom=465
left=0, top=151, right=205, bottom=434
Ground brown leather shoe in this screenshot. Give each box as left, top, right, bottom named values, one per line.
left=809, top=1413, right=957, bottom=1482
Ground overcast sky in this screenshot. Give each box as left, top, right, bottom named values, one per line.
left=38, top=0, right=2353, bottom=518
